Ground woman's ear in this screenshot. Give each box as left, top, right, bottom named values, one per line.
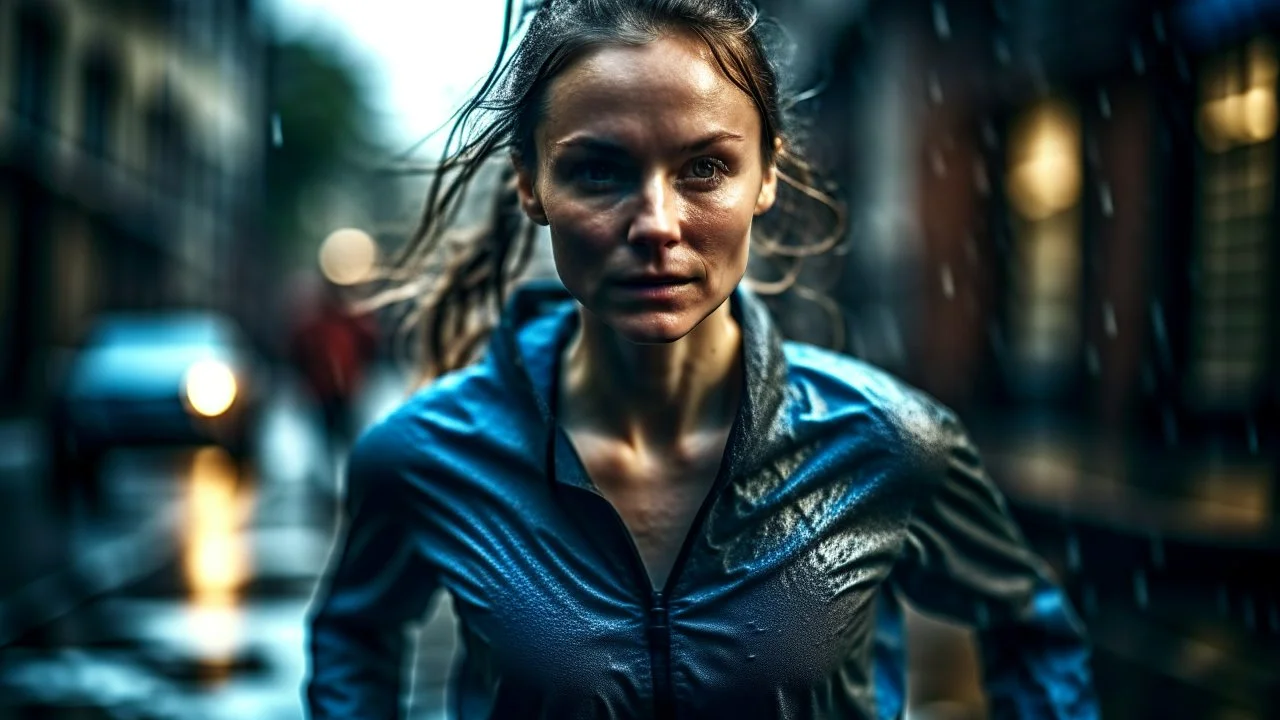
left=754, top=137, right=782, bottom=216
left=512, top=153, right=549, bottom=226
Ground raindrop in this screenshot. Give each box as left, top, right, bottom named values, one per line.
left=1103, top=301, right=1117, bottom=337
left=1087, top=137, right=1102, bottom=167
left=1065, top=531, right=1081, bottom=571
left=1151, top=301, right=1171, bottom=370
left=974, top=599, right=990, bottom=628
left=932, top=1, right=952, bottom=39
left=1175, top=50, right=1191, bottom=81
left=1247, top=419, right=1258, bottom=455
left=1162, top=406, right=1178, bottom=446
left=1099, top=182, right=1114, bottom=217
left=747, top=654, right=757, bottom=661
left=940, top=264, right=955, bottom=299
left=988, top=321, right=1005, bottom=356
left=992, top=0, right=1010, bottom=23
left=1150, top=534, right=1164, bottom=568
left=930, top=148, right=947, bottom=177
left=1085, top=344, right=1100, bottom=377
left=1133, top=570, right=1149, bottom=608
left=994, top=37, right=1011, bottom=65
left=965, top=235, right=979, bottom=266
left=1130, top=39, right=1146, bottom=75
left=1141, top=363, right=1156, bottom=394
left=1153, top=13, right=1167, bottom=43
left=271, top=113, right=283, bottom=148
left=1217, top=585, right=1230, bottom=617
left=1098, top=89, right=1112, bottom=119
left=1082, top=583, right=1097, bottom=616
left=1243, top=595, right=1257, bottom=631
left=928, top=72, right=944, bottom=105
left=981, top=121, right=999, bottom=149
left=973, top=160, right=990, bottom=195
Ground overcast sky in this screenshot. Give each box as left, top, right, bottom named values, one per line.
left=264, top=0, right=510, bottom=156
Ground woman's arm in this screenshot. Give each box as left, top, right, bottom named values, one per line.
left=891, top=412, right=1099, bottom=720
left=305, top=426, right=438, bottom=718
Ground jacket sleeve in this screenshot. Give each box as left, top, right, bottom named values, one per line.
left=305, top=426, right=438, bottom=718
left=891, top=412, right=1099, bottom=719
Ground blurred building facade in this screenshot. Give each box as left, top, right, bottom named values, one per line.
left=762, top=0, right=1280, bottom=449
left=0, top=0, right=268, bottom=416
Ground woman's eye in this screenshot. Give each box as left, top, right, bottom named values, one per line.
left=687, top=157, right=728, bottom=183
left=580, top=161, right=619, bottom=184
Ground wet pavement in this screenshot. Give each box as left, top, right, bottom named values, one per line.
left=0, top=370, right=1276, bottom=718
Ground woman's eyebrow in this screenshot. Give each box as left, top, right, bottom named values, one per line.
left=552, top=131, right=745, bottom=155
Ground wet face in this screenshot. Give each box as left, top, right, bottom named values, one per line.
left=514, top=33, right=778, bottom=344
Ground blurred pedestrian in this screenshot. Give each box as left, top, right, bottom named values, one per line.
left=305, top=1, right=1099, bottom=718
left=288, top=279, right=378, bottom=479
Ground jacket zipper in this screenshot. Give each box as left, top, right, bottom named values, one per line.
left=649, top=589, right=673, bottom=719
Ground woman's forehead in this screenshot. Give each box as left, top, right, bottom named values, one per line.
left=539, top=35, right=763, bottom=152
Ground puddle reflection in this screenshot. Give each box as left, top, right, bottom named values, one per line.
left=182, top=448, right=255, bottom=681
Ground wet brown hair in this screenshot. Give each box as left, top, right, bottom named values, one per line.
left=371, top=0, right=844, bottom=380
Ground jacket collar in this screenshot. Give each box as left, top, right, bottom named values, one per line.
left=490, top=280, right=791, bottom=485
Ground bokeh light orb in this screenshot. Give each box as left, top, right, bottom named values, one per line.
left=185, top=360, right=238, bottom=417
left=319, top=228, right=378, bottom=286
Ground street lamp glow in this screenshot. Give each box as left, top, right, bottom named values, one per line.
left=184, top=360, right=238, bottom=417
left=319, top=227, right=378, bottom=286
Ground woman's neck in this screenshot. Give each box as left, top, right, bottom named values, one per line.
left=561, top=299, right=743, bottom=452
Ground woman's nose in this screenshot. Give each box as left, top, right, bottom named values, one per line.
left=626, top=176, right=680, bottom=249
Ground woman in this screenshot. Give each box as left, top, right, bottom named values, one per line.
left=305, top=1, right=1098, bottom=718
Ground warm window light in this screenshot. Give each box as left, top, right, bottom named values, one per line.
left=1199, top=40, right=1279, bottom=151
left=319, top=227, right=378, bottom=286
left=1007, top=100, right=1082, bottom=221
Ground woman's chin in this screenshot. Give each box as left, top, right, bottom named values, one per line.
left=604, top=311, right=700, bottom=345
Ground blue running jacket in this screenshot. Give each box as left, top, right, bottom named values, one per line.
left=306, top=282, right=1098, bottom=719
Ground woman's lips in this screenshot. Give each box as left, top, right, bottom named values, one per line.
left=612, top=277, right=694, bottom=300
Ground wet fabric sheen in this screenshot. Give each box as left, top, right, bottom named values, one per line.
left=306, top=282, right=1098, bottom=720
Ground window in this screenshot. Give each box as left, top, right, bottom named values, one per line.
left=1190, top=38, right=1276, bottom=409
left=13, top=7, right=59, bottom=127
left=81, top=55, right=118, bottom=158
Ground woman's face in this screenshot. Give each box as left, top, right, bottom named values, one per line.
left=515, top=33, right=778, bottom=344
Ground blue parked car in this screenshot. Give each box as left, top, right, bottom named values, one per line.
left=50, top=312, right=268, bottom=491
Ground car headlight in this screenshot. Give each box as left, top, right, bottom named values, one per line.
left=184, top=360, right=238, bottom=417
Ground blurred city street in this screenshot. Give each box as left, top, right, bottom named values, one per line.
left=0, top=365, right=460, bottom=720
left=0, top=364, right=1275, bottom=718
left=4, top=0, right=1280, bottom=717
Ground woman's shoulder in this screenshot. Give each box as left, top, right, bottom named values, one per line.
left=346, top=361, right=532, bottom=482
left=781, top=340, right=960, bottom=456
